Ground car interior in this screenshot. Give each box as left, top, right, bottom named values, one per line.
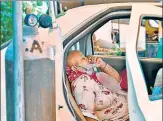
left=62, top=12, right=162, bottom=120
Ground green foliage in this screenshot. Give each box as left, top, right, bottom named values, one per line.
left=107, top=45, right=122, bottom=56
left=0, top=2, right=12, bottom=45
left=22, top=1, right=48, bottom=18
left=0, top=1, right=48, bottom=46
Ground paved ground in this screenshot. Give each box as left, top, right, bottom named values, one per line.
left=1, top=47, right=7, bottom=121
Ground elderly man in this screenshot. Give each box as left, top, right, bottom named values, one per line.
left=66, top=50, right=129, bottom=121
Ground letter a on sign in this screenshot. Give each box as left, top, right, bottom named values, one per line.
left=30, top=40, right=43, bottom=53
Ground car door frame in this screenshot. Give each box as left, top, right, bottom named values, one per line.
left=62, top=7, right=132, bottom=120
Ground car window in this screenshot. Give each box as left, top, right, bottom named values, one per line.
left=69, top=39, right=86, bottom=55
left=137, top=17, right=162, bottom=101
left=148, top=20, right=159, bottom=28
left=138, top=18, right=162, bottom=58
left=70, top=42, right=80, bottom=51
left=92, top=18, right=130, bottom=56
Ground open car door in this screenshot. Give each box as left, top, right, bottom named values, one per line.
left=126, top=4, right=162, bottom=121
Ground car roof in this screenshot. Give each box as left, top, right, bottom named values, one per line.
left=56, top=2, right=162, bottom=39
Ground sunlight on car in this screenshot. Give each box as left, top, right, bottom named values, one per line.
left=149, top=20, right=159, bottom=28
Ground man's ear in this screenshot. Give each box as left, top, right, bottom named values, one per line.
left=67, top=59, right=76, bottom=68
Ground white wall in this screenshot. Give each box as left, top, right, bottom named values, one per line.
left=1, top=48, right=7, bottom=121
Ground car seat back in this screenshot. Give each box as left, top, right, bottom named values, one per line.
left=66, top=76, right=87, bottom=121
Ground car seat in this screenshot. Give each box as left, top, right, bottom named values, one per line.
left=66, top=76, right=87, bottom=121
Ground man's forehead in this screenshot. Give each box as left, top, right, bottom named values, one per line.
left=71, top=51, right=84, bottom=58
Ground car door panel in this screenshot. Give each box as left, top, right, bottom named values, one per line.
left=140, top=59, right=162, bottom=94
left=126, top=4, right=162, bottom=121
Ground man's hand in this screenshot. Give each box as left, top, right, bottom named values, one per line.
left=87, top=56, right=106, bottom=69
left=87, top=55, right=121, bottom=82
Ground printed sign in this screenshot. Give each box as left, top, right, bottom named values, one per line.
left=23, top=28, right=56, bottom=60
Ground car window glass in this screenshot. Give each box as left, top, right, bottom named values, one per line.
left=70, top=42, right=80, bottom=51
left=138, top=18, right=162, bottom=58
left=92, top=18, right=130, bottom=56
left=137, top=17, right=163, bottom=101
left=149, top=20, right=159, bottom=28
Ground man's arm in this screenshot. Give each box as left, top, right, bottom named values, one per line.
left=87, top=56, right=121, bottom=83
left=85, top=117, right=98, bottom=121
left=100, top=63, right=121, bottom=83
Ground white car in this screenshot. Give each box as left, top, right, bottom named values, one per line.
left=1, top=2, right=162, bottom=121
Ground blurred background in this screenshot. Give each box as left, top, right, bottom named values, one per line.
left=0, top=0, right=160, bottom=46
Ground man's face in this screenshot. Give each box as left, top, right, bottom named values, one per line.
left=75, top=52, right=89, bottom=67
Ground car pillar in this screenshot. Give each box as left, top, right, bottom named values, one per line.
left=5, top=1, right=56, bottom=121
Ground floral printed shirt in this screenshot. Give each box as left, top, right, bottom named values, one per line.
left=66, top=67, right=129, bottom=121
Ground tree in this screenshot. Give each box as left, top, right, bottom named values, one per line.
left=0, top=2, right=12, bottom=45
left=0, top=1, right=48, bottom=46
